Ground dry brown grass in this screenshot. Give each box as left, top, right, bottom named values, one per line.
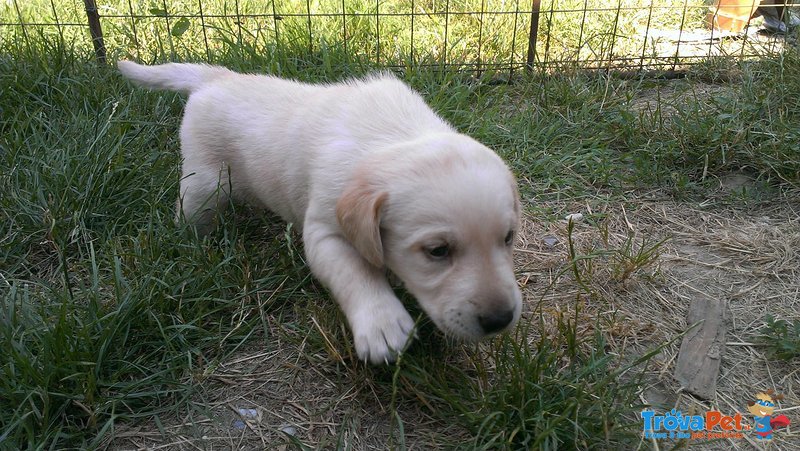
left=514, top=191, right=799, bottom=450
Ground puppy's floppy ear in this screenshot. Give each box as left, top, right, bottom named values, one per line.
left=511, top=176, right=521, bottom=216
left=336, top=175, right=388, bottom=268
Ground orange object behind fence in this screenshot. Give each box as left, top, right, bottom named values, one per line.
left=708, top=0, right=763, bottom=32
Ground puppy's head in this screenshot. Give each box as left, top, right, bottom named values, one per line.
left=337, top=133, right=522, bottom=340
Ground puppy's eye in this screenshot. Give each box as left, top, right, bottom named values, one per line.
left=504, top=230, right=515, bottom=246
left=427, top=244, right=450, bottom=260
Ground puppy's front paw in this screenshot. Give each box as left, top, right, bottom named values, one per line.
left=352, top=306, right=415, bottom=365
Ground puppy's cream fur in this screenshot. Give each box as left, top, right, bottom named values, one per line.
left=119, top=61, right=522, bottom=364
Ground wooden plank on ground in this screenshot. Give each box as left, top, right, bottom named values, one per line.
left=674, top=295, right=728, bottom=399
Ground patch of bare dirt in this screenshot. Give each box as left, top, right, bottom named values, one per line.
left=105, top=312, right=463, bottom=450
left=515, top=195, right=799, bottom=450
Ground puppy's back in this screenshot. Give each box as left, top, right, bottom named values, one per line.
left=333, top=74, right=455, bottom=146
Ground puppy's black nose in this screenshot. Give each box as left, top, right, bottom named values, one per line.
left=478, top=309, right=514, bottom=334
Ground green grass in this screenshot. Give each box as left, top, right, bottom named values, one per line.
left=396, top=308, right=661, bottom=449
left=0, top=47, right=314, bottom=448
left=759, top=315, right=800, bottom=361
left=4, top=0, right=711, bottom=70
left=2, top=5, right=800, bottom=449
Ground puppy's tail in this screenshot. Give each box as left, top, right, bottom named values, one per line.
left=118, top=60, right=233, bottom=93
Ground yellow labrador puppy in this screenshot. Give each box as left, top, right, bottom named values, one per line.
left=118, top=61, right=522, bottom=364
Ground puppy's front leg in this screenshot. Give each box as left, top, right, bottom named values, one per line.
left=303, top=222, right=415, bottom=364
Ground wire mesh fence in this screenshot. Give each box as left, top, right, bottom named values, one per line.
left=2, top=1, right=798, bottom=74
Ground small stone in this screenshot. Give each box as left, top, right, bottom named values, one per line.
left=564, top=213, right=584, bottom=223
left=280, top=425, right=297, bottom=436
left=542, top=235, right=559, bottom=247
left=237, top=408, right=259, bottom=418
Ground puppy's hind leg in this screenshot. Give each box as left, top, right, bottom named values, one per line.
left=176, top=162, right=231, bottom=235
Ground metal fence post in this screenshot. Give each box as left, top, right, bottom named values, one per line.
left=525, top=0, right=541, bottom=71
left=83, top=0, right=107, bottom=63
